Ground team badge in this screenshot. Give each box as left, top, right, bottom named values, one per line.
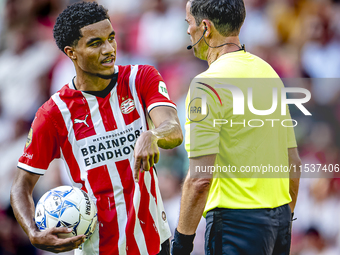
left=120, top=99, right=135, bottom=114
left=187, top=97, right=209, bottom=122
left=26, top=128, right=33, bottom=148
left=158, top=81, right=170, bottom=100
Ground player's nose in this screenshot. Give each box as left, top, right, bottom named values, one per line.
left=102, top=40, right=115, bottom=55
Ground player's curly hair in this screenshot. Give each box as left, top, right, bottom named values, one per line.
left=53, top=1, right=110, bottom=53
left=189, top=0, right=246, bottom=37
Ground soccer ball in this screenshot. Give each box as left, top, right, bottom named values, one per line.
left=35, top=186, right=97, bottom=238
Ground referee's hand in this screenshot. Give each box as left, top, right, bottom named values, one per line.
left=133, top=131, right=159, bottom=182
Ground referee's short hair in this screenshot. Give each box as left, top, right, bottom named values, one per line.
left=189, top=0, right=246, bottom=37
left=53, top=1, right=110, bottom=53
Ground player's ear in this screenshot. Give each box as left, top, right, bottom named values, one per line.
left=64, top=46, right=77, bottom=60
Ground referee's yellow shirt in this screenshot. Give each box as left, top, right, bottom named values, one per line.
left=185, top=51, right=297, bottom=216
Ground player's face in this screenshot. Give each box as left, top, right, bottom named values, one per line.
left=185, top=1, right=207, bottom=60
left=73, top=19, right=116, bottom=79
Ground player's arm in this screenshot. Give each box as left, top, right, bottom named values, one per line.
left=10, top=169, right=85, bottom=253
left=11, top=107, right=85, bottom=252
left=172, top=154, right=215, bottom=255
left=133, top=65, right=183, bottom=180
left=149, top=106, right=183, bottom=149
left=288, top=147, right=301, bottom=213
left=133, top=106, right=183, bottom=180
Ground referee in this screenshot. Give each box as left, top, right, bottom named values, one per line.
left=172, top=0, right=301, bottom=255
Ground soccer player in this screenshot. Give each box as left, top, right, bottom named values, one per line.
left=172, top=0, right=301, bottom=254
left=10, top=2, right=183, bottom=255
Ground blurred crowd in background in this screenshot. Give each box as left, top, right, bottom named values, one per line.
left=0, top=0, right=339, bottom=254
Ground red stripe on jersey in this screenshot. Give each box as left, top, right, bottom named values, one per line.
left=149, top=168, right=157, bottom=205
left=59, top=89, right=96, bottom=140
left=117, top=66, right=141, bottom=126
left=138, top=173, right=161, bottom=254
left=88, top=165, right=119, bottom=255
left=97, top=96, right=117, bottom=132
left=52, top=104, right=87, bottom=192
left=115, top=159, right=140, bottom=255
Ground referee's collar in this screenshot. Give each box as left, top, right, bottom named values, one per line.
left=211, top=50, right=247, bottom=66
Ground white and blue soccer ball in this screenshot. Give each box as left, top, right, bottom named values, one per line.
left=35, top=186, right=97, bottom=238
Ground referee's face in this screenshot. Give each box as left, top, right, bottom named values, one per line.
left=72, top=19, right=116, bottom=79
left=185, top=1, right=206, bottom=60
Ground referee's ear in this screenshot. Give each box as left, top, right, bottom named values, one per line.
left=65, top=46, right=77, bottom=61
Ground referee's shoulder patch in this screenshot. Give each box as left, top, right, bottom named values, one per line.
left=187, top=97, right=209, bottom=122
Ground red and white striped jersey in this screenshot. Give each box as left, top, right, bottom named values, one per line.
left=18, top=65, right=175, bottom=255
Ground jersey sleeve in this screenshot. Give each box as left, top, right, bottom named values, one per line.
left=185, top=80, right=222, bottom=158
left=17, top=108, right=60, bottom=175
left=137, top=65, right=177, bottom=113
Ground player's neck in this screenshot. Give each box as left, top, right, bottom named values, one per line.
left=74, top=73, right=111, bottom=92
left=206, top=36, right=241, bottom=66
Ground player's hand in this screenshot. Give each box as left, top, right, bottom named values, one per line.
left=133, top=130, right=159, bottom=182
left=30, top=227, right=85, bottom=253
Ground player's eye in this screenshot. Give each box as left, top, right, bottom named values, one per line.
left=90, top=41, right=101, bottom=47
left=108, top=36, right=115, bottom=42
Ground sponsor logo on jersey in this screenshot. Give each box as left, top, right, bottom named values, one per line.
left=26, top=128, right=33, bottom=148
left=158, top=81, right=170, bottom=100
left=121, top=99, right=135, bottom=114
left=74, top=115, right=89, bottom=127
left=22, top=153, right=33, bottom=159
left=80, top=127, right=143, bottom=167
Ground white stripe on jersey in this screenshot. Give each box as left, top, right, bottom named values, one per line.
left=125, top=159, right=148, bottom=255
left=132, top=183, right=148, bottom=255
left=143, top=171, right=159, bottom=226
left=17, top=162, right=45, bottom=175
left=82, top=93, right=107, bottom=135
left=147, top=102, right=177, bottom=113
left=52, top=93, right=73, bottom=136
left=144, top=171, right=169, bottom=249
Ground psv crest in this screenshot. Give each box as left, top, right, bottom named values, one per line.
left=120, top=99, right=135, bottom=114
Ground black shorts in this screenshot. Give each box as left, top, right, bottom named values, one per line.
left=158, top=239, right=170, bottom=255
left=205, top=204, right=292, bottom=255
